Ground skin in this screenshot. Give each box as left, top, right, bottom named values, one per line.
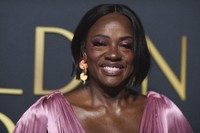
left=66, top=13, right=146, bottom=133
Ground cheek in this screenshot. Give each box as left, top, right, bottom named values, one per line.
left=86, top=44, right=105, bottom=63
left=86, top=50, right=103, bottom=69
left=125, top=52, right=134, bottom=64
left=125, top=52, right=135, bottom=72
left=87, top=51, right=101, bottom=62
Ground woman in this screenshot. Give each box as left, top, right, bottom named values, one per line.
left=14, top=4, right=193, bottom=133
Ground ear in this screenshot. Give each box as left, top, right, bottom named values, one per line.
left=82, top=52, right=87, bottom=61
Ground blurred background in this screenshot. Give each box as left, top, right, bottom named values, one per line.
left=0, top=0, right=199, bottom=132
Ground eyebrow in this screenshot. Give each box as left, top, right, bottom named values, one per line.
left=93, top=34, right=134, bottom=40
left=93, top=34, right=110, bottom=39
left=119, top=36, right=134, bottom=41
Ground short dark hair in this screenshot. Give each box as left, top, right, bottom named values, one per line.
left=71, top=4, right=150, bottom=87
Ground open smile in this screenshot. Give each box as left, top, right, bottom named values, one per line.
left=101, top=63, right=124, bottom=76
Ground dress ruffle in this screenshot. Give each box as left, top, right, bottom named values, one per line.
left=140, top=91, right=193, bottom=133
left=13, top=91, right=193, bottom=133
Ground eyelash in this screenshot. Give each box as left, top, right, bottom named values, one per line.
left=92, top=40, right=134, bottom=50
left=92, top=41, right=107, bottom=46
left=120, top=43, right=134, bottom=49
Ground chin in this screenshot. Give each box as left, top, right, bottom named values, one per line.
left=101, top=80, right=125, bottom=88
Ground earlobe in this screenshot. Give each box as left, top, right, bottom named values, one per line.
left=79, top=52, right=88, bottom=69
left=82, top=52, right=87, bottom=61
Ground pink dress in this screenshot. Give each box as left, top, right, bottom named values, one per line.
left=13, top=91, right=193, bottom=133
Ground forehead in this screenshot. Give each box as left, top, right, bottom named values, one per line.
left=87, top=13, right=133, bottom=37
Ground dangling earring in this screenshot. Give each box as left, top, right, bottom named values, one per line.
left=79, top=59, right=88, bottom=84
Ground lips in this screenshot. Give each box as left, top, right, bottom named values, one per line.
left=100, top=63, right=124, bottom=76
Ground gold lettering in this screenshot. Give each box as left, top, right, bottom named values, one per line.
left=0, top=112, right=15, bottom=133
left=0, top=88, right=23, bottom=95
left=145, top=36, right=187, bottom=101
left=34, top=27, right=81, bottom=95
left=34, top=27, right=187, bottom=100
left=141, top=77, right=148, bottom=95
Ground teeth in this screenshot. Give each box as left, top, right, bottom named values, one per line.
left=103, top=66, right=120, bottom=71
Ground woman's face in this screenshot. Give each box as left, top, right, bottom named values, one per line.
left=85, top=13, right=134, bottom=88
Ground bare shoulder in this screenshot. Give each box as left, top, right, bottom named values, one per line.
left=64, top=88, right=91, bottom=107
left=128, top=90, right=147, bottom=106
left=125, top=90, right=147, bottom=112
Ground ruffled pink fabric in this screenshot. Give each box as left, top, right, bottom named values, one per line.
left=140, top=91, right=193, bottom=133
left=14, top=91, right=85, bottom=133
left=13, top=91, right=193, bottom=133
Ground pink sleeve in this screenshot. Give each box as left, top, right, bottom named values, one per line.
left=13, top=91, right=86, bottom=133
left=43, top=91, right=85, bottom=133
left=13, top=96, right=48, bottom=133
left=140, top=91, right=193, bottom=133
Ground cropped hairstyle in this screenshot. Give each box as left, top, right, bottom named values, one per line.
left=71, top=4, right=150, bottom=87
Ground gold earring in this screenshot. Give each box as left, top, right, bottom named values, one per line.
left=79, top=60, right=88, bottom=84
left=80, top=68, right=88, bottom=84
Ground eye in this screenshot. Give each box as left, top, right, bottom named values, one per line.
left=120, top=43, right=134, bottom=50
left=119, top=38, right=134, bottom=50
left=93, top=41, right=106, bottom=46
left=92, top=40, right=107, bottom=47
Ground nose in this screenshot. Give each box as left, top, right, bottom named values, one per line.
left=104, top=45, right=122, bottom=61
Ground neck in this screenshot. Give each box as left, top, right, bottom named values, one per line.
left=87, top=82, right=129, bottom=108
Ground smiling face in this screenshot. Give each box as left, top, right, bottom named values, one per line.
left=85, top=13, right=134, bottom=88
